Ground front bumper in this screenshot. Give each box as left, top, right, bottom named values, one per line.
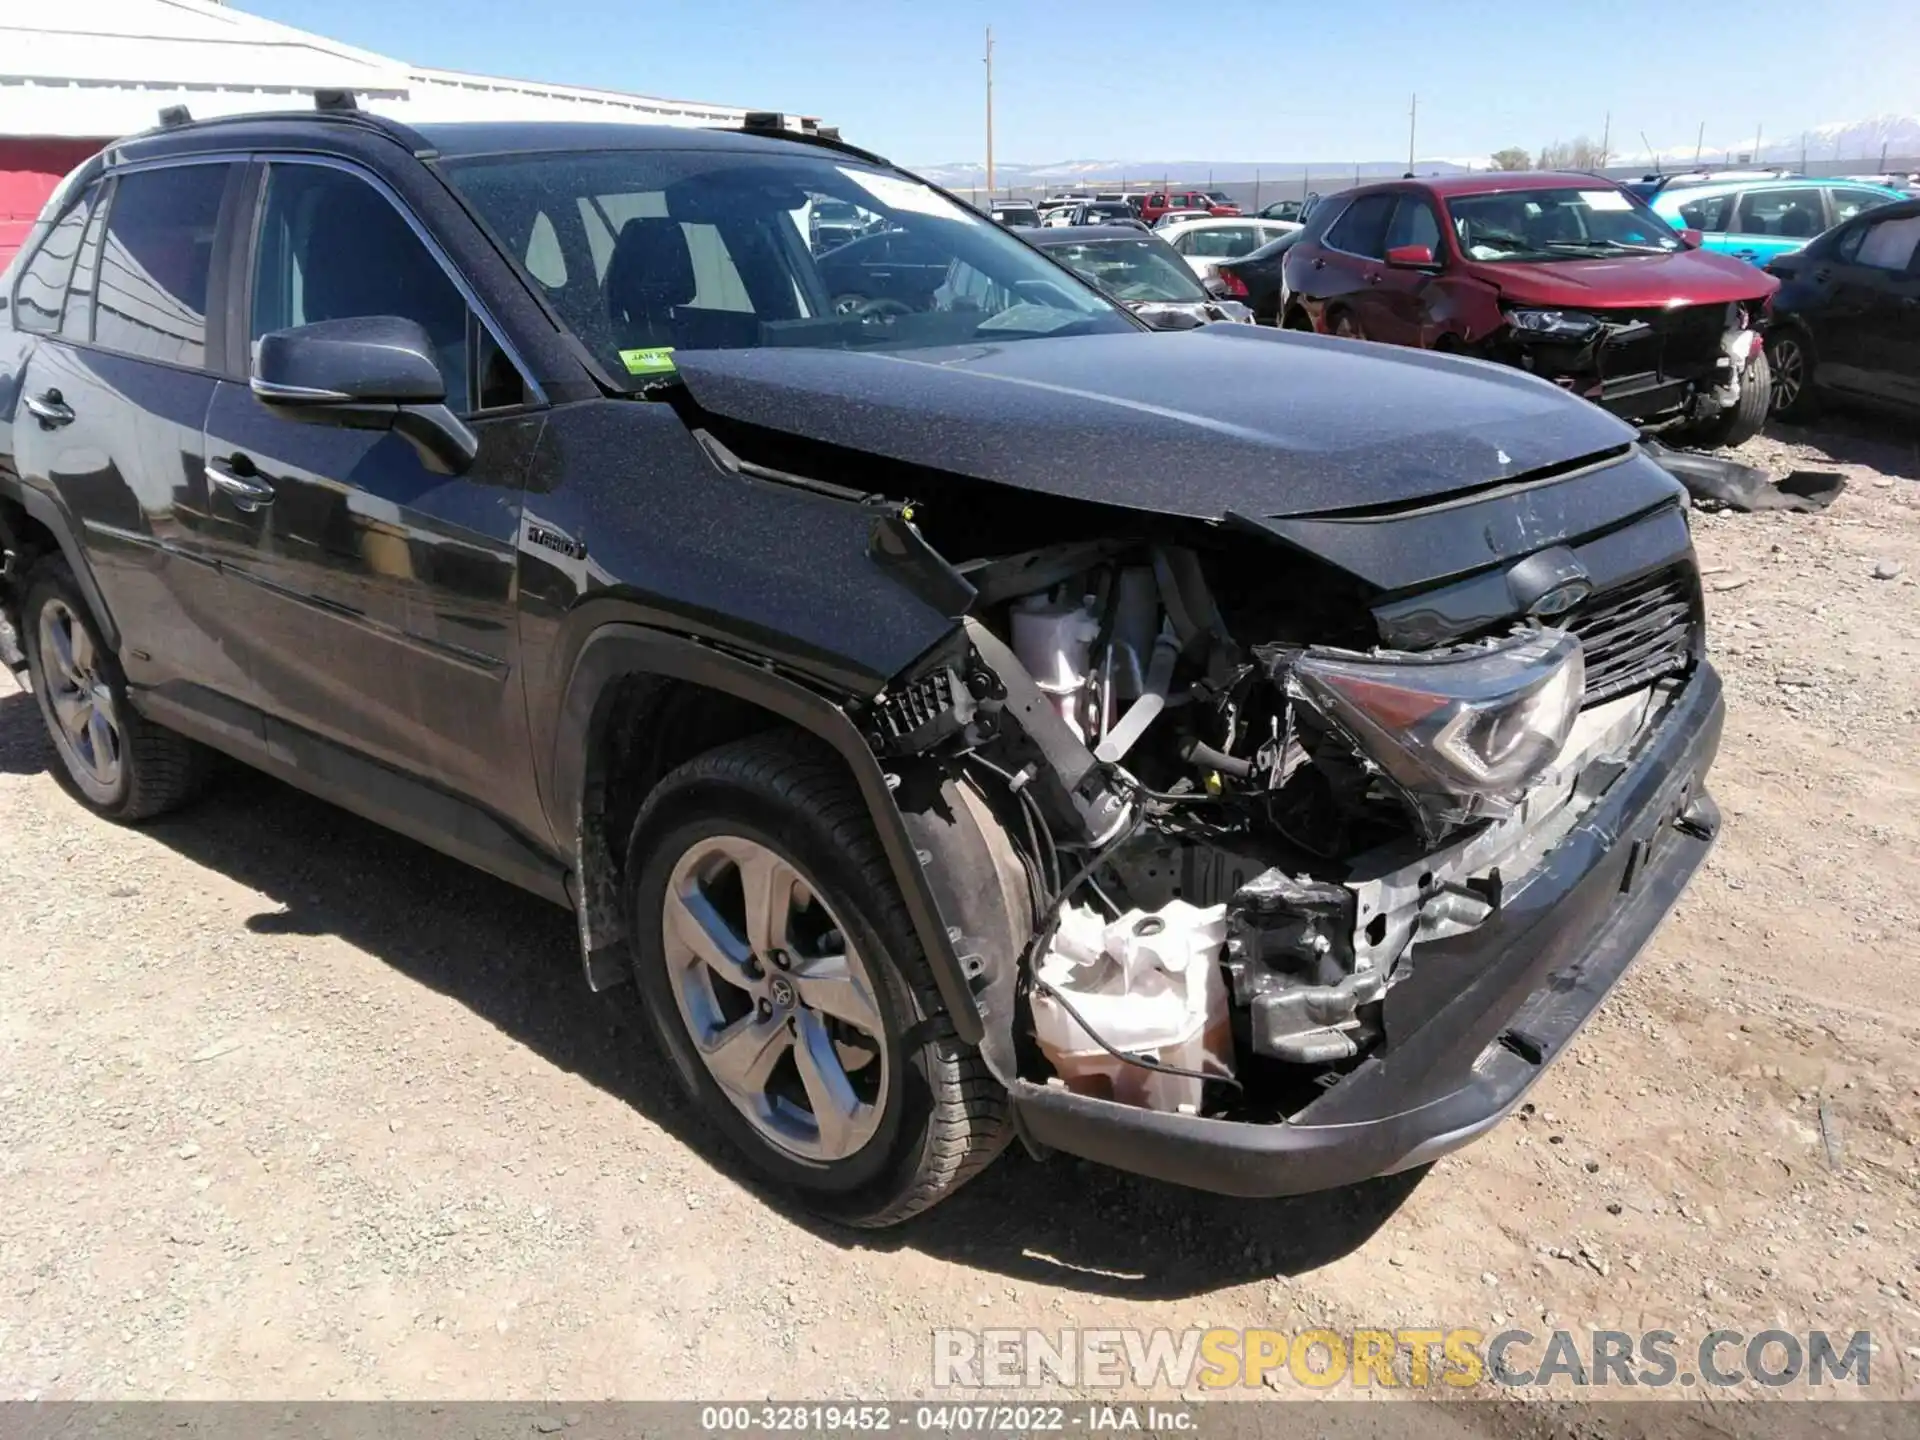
left=1010, top=661, right=1724, bottom=1197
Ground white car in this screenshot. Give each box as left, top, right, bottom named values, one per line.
left=1039, top=206, right=1079, bottom=228
left=1153, top=217, right=1302, bottom=276
left=1150, top=209, right=1212, bottom=231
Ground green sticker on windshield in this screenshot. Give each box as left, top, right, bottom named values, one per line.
left=619, top=346, right=677, bottom=375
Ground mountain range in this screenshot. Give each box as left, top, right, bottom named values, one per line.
left=912, top=113, right=1920, bottom=189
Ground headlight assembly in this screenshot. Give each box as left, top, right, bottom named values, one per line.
left=1504, top=308, right=1602, bottom=340
left=1286, top=629, right=1586, bottom=841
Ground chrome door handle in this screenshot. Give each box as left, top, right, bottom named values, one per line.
left=24, top=390, right=74, bottom=429
left=206, top=457, right=275, bottom=512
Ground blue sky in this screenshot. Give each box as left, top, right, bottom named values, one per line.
left=237, top=0, right=1915, bottom=166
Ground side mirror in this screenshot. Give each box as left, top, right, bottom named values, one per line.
left=1678, top=227, right=1705, bottom=249
left=252, top=316, right=477, bottom=475
left=1385, top=243, right=1439, bottom=268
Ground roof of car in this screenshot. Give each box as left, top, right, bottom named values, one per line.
left=113, top=110, right=890, bottom=169
left=1399, top=172, right=1626, bottom=198
left=1642, top=175, right=1906, bottom=208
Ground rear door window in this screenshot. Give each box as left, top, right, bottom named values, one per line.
left=12, top=184, right=97, bottom=335
left=1735, top=188, right=1825, bottom=240
left=1828, top=187, right=1894, bottom=225
left=1855, top=214, right=1920, bottom=271
left=1325, top=194, right=1396, bottom=258
left=1675, top=193, right=1733, bottom=232
left=93, top=163, right=233, bottom=369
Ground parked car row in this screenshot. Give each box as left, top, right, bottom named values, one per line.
left=1627, top=170, right=1909, bottom=268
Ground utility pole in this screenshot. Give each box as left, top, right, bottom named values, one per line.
left=1407, top=93, right=1417, bottom=171
left=1693, top=121, right=1705, bottom=166
left=1881, top=138, right=1890, bottom=170
left=1640, top=131, right=1657, bottom=173
left=983, top=26, right=994, bottom=197
left=1254, top=168, right=1261, bottom=209
left=1753, top=122, right=1763, bottom=165
left=1600, top=111, right=1610, bottom=169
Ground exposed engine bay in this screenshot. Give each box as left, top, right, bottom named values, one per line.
left=863, top=537, right=1693, bottom=1121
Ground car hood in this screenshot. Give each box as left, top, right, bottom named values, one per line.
left=670, top=326, right=1635, bottom=521
left=1471, top=247, right=1775, bottom=308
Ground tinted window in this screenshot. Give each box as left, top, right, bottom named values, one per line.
left=1325, top=194, right=1396, bottom=258
left=1385, top=197, right=1442, bottom=254
left=1855, top=214, right=1920, bottom=271
left=13, top=185, right=95, bottom=335
left=95, top=164, right=230, bottom=367
left=62, top=185, right=110, bottom=342
left=1184, top=226, right=1259, bottom=258
left=1736, top=188, right=1823, bottom=239
left=251, top=163, right=470, bottom=409
left=1829, top=187, right=1894, bottom=225
left=1676, top=193, right=1733, bottom=232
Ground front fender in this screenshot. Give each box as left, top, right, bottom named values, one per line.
left=551, top=622, right=986, bottom=1046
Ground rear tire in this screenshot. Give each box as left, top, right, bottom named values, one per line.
left=624, top=732, right=1010, bottom=1227
left=19, top=557, right=205, bottom=822
left=1678, top=347, right=1771, bottom=449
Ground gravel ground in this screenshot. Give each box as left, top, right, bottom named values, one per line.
left=1, top=417, right=1917, bottom=1418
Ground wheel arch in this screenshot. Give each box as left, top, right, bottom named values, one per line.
left=553, top=623, right=988, bottom=1048
left=0, top=488, right=119, bottom=653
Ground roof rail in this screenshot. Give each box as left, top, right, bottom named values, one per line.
left=716, top=113, right=886, bottom=167
left=114, top=104, right=435, bottom=159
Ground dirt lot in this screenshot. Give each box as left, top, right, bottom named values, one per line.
left=2, top=418, right=1918, bottom=1416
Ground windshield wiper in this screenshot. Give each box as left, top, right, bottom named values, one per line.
left=1545, top=240, right=1674, bottom=255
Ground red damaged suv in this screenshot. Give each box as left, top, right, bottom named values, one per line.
left=1282, top=173, right=1778, bottom=446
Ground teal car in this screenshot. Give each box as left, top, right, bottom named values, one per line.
left=1634, top=175, right=1907, bottom=266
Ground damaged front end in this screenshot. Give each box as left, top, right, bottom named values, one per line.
left=1496, top=300, right=1764, bottom=428
left=857, top=454, right=1724, bottom=1192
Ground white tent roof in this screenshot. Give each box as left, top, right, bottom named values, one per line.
left=0, top=0, right=749, bottom=139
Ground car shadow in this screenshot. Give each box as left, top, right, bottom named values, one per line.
left=1765, top=413, right=1920, bottom=481
left=0, top=685, right=50, bottom=776
left=0, top=692, right=1419, bottom=1299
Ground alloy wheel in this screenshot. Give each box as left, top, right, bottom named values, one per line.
left=38, top=598, right=122, bottom=791
left=661, top=834, right=889, bottom=1162
left=1770, top=337, right=1804, bottom=414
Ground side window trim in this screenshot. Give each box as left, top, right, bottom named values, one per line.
left=242, top=152, right=546, bottom=412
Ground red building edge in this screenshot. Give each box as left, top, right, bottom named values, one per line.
left=0, top=137, right=108, bottom=269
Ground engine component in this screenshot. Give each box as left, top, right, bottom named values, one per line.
left=1032, top=899, right=1234, bottom=1115
left=1284, top=628, right=1586, bottom=843
left=1222, top=867, right=1380, bottom=1063
left=962, top=617, right=1131, bottom=844
left=1093, top=624, right=1178, bottom=764
left=1010, top=591, right=1099, bottom=738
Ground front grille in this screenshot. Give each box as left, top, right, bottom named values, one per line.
left=1558, top=567, right=1699, bottom=705
left=1597, top=303, right=1727, bottom=381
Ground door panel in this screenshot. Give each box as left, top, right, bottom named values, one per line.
left=10, top=160, right=247, bottom=711
left=202, top=385, right=537, bottom=801
left=208, top=155, right=540, bottom=807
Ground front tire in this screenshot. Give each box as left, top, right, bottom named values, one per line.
left=20, top=557, right=205, bottom=822
left=1679, top=346, right=1771, bottom=449
left=1767, top=328, right=1820, bottom=421
left=624, top=733, right=1010, bottom=1227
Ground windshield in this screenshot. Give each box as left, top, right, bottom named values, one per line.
left=1445, top=187, right=1683, bottom=262
left=1038, top=237, right=1207, bottom=303
left=442, top=148, right=1134, bottom=384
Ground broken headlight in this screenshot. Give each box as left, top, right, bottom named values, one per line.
left=1505, top=308, right=1602, bottom=340
left=1287, top=630, right=1585, bottom=839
